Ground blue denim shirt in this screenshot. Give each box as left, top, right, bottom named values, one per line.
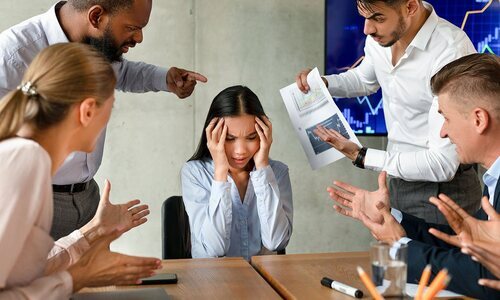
left=181, top=159, right=293, bottom=260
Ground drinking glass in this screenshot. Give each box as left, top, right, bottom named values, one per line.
left=370, top=241, right=408, bottom=298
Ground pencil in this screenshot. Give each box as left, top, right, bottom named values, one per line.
left=357, top=266, right=384, bottom=300
left=415, top=265, right=431, bottom=300
left=422, top=269, right=449, bottom=300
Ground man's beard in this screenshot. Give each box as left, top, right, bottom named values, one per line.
left=82, top=26, right=123, bottom=63
left=373, top=14, right=407, bottom=48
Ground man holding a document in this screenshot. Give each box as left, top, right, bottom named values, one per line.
left=295, top=0, right=480, bottom=224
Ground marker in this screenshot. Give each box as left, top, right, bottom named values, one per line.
left=321, top=277, right=363, bottom=298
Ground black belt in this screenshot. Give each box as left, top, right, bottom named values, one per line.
left=52, top=182, right=89, bottom=194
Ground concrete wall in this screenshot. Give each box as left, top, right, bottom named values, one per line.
left=1, top=0, right=386, bottom=257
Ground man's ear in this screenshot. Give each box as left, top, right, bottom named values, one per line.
left=405, top=0, right=420, bottom=17
left=87, top=5, right=107, bottom=30
left=473, top=107, right=490, bottom=134
left=78, top=98, right=97, bottom=127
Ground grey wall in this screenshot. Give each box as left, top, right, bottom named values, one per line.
left=1, top=0, right=386, bottom=257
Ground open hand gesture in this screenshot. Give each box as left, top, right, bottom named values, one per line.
left=68, top=230, right=161, bottom=291
left=313, top=125, right=360, bottom=161
left=429, top=195, right=500, bottom=247
left=82, top=180, right=150, bottom=245
left=328, top=172, right=389, bottom=224
left=206, top=118, right=229, bottom=181
left=253, top=116, right=272, bottom=169
left=462, top=240, right=500, bottom=290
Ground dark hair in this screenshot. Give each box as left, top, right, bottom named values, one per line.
left=356, top=0, right=417, bottom=12
left=69, top=0, right=134, bottom=14
left=188, top=85, right=267, bottom=161
left=431, top=53, right=500, bottom=118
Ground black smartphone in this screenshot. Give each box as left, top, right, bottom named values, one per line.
left=140, top=273, right=178, bottom=285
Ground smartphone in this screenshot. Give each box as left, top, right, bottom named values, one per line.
left=140, top=273, right=178, bottom=285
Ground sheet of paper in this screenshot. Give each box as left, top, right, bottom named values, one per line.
left=376, top=280, right=464, bottom=297
left=405, top=283, right=464, bottom=297
left=280, top=67, right=360, bottom=170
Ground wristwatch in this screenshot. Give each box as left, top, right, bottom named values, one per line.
left=352, top=147, right=367, bottom=169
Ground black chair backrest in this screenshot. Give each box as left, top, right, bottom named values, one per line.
left=161, top=196, right=191, bottom=259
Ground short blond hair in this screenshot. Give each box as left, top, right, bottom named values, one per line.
left=431, top=53, right=500, bottom=119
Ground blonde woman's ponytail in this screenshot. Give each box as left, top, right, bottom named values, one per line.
left=0, top=88, right=30, bottom=141
left=0, top=43, right=116, bottom=142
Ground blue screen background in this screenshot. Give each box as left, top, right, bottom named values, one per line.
left=325, top=0, right=500, bottom=135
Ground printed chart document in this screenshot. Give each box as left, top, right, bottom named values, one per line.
left=280, top=67, right=360, bottom=170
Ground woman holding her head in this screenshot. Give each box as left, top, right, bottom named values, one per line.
left=182, top=85, right=293, bottom=260
left=0, top=43, right=160, bottom=299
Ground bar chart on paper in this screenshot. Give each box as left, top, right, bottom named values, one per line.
left=326, top=0, right=500, bottom=135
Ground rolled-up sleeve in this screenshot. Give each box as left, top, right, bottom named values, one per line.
left=113, top=59, right=168, bottom=93
left=251, top=164, right=293, bottom=251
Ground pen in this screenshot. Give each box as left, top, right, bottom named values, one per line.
left=357, top=266, right=384, bottom=300
left=423, top=269, right=450, bottom=300
left=415, top=264, right=431, bottom=300
left=321, top=277, right=364, bottom=298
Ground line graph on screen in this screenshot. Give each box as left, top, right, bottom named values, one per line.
left=326, top=0, right=500, bottom=135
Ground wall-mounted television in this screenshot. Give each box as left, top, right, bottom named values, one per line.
left=325, top=0, right=500, bottom=136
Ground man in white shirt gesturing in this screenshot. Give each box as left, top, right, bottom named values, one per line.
left=0, top=0, right=208, bottom=239
left=296, top=0, right=481, bottom=223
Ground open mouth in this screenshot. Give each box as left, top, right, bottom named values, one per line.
left=121, top=44, right=135, bottom=53
left=233, top=158, right=247, bottom=164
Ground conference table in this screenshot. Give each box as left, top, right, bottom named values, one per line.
left=78, top=257, right=281, bottom=299
left=252, top=252, right=370, bottom=299
left=78, top=252, right=469, bottom=299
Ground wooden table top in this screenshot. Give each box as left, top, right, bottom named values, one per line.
left=251, top=252, right=374, bottom=300
left=78, top=257, right=281, bottom=299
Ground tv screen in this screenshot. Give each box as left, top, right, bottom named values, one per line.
left=325, top=0, right=500, bottom=135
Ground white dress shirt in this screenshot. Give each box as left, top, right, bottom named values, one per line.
left=0, top=138, right=90, bottom=299
left=325, top=2, right=476, bottom=182
left=181, top=159, right=293, bottom=260
left=483, top=157, right=500, bottom=206
left=0, top=1, right=169, bottom=185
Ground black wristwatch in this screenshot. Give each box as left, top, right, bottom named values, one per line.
left=352, top=147, right=367, bottom=169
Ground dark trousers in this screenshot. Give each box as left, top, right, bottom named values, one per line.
left=389, top=165, right=482, bottom=224
left=50, top=179, right=100, bottom=240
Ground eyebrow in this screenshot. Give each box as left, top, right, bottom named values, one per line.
left=227, top=132, right=258, bottom=138
left=365, top=12, right=384, bottom=20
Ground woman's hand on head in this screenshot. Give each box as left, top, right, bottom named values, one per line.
left=254, top=116, right=272, bottom=169
left=206, top=118, right=229, bottom=181
left=67, top=230, right=161, bottom=292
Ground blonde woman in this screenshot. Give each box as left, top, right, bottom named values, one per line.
left=0, top=43, right=160, bottom=299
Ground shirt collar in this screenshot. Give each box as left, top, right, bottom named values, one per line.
left=408, top=1, right=438, bottom=51
left=41, top=1, right=70, bottom=45
left=483, top=156, right=500, bottom=199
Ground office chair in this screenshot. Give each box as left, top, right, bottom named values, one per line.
left=161, top=195, right=285, bottom=258
left=161, top=196, right=192, bottom=259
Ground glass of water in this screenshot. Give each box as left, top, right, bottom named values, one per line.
left=370, top=241, right=408, bottom=298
